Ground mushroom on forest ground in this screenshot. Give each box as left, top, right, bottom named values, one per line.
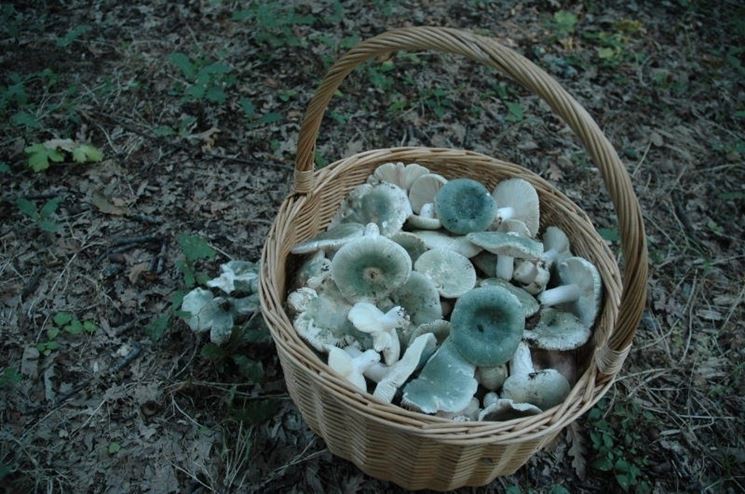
left=467, top=232, right=543, bottom=281
left=347, top=302, right=408, bottom=365
left=537, top=256, right=602, bottom=327
left=331, top=227, right=412, bottom=303
left=206, top=260, right=259, bottom=295
left=491, top=178, right=540, bottom=236
left=414, top=248, right=476, bottom=299
left=327, top=346, right=380, bottom=392
left=450, top=286, right=525, bottom=367
left=501, top=342, right=571, bottom=411
left=401, top=338, right=478, bottom=414
left=435, top=178, right=498, bottom=234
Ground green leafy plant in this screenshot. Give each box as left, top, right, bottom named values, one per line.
left=0, top=368, right=21, bottom=388
left=24, top=139, right=103, bottom=172
left=176, top=234, right=217, bottom=287
left=505, top=101, right=525, bottom=123
left=169, top=53, right=236, bottom=104
left=16, top=196, right=62, bottom=233
left=56, top=25, right=91, bottom=48
left=52, top=312, right=97, bottom=335
left=231, top=4, right=315, bottom=48
left=588, top=399, right=653, bottom=493
left=36, top=327, right=60, bottom=355
left=553, top=10, right=578, bottom=38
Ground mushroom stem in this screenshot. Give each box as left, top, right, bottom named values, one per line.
left=510, top=342, right=535, bottom=376
left=538, top=284, right=581, bottom=306
left=346, top=347, right=388, bottom=382
left=542, top=248, right=561, bottom=267
left=496, top=206, right=515, bottom=222
left=496, top=255, right=514, bottom=280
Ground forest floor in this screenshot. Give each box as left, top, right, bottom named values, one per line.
left=1, top=1, right=744, bottom=493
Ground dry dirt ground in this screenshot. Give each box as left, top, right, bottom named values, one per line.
left=1, top=1, right=744, bottom=493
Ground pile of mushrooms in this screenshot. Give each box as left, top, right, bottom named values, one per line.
left=286, top=162, right=602, bottom=421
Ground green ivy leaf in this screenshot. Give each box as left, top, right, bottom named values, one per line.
left=82, top=320, right=97, bottom=333
left=153, top=125, right=175, bottom=137
left=56, top=25, right=91, bottom=48
left=15, top=198, right=39, bottom=220
left=11, top=110, right=40, bottom=129
left=239, top=98, right=256, bottom=119
left=107, top=442, right=121, bottom=455
left=65, top=319, right=84, bottom=335
left=169, top=52, right=195, bottom=79
left=178, top=234, right=216, bottom=263
left=53, top=312, right=74, bottom=326
left=71, top=144, right=103, bottom=163
left=40, top=197, right=62, bottom=218
left=47, top=327, right=61, bottom=340
left=232, top=355, right=264, bottom=382
left=25, top=143, right=64, bottom=172
left=0, top=368, right=22, bottom=387
left=145, top=314, right=171, bottom=341
left=505, top=101, right=524, bottom=123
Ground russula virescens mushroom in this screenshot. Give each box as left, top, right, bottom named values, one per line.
left=327, top=346, right=380, bottom=392
left=478, top=393, right=542, bottom=421
left=181, top=288, right=234, bottom=344
left=478, top=278, right=540, bottom=318
left=372, top=333, right=437, bottom=403
left=331, top=228, right=412, bottom=302
left=401, top=338, right=478, bottom=414
left=414, top=248, right=476, bottom=298
left=335, top=183, right=412, bottom=236
left=512, top=259, right=550, bottom=295
left=294, top=251, right=332, bottom=289
left=206, top=260, right=259, bottom=294
left=523, top=308, right=591, bottom=351
left=347, top=302, right=408, bottom=364
left=467, top=231, right=543, bottom=281
left=501, top=342, right=571, bottom=410
left=537, top=256, right=602, bottom=327
left=435, top=178, right=498, bottom=234
left=411, top=230, right=482, bottom=258
left=476, top=364, right=508, bottom=391
left=406, top=202, right=442, bottom=230
left=371, top=162, right=430, bottom=191
left=449, top=286, right=525, bottom=366
left=541, top=226, right=572, bottom=268
left=491, top=178, right=540, bottom=236
left=391, top=232, right=428, bottom=263
left=390, top=271, right=443, bottom=326
left=405, top=319, right=451, bottom=347
left=408, top=173, right=447, bottom=213
left=291, top=223, right=366, bottom=255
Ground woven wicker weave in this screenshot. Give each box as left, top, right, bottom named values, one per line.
left=260, top=27, right=648, bottom=491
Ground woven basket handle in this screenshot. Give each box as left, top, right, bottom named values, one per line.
left=294, top=27, right=647, bottom=377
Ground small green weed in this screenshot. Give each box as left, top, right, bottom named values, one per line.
left=169, top=53, right=235, bottom=104
left=24, top=139, right=103, bottom=172
left=588, top=398, right=653, bottom=493
left=0, top=368, right=22, bottom=388
left=552, top=10, right=578, bottom=38
left=231, top=4, right=315, bottom=49
left=52, top=312, right=97, bottom=336
left=56, top=25, right=90, bottom=48
left=16, top=196, right=62, bottom=233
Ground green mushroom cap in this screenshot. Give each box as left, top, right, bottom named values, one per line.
left=435, top=178, right=498, bottom=234
left=390, top=271, right=442, bottom=326
left=331, top=235, right=412, bottom=302
left=450, top=286, right=525, bottom=366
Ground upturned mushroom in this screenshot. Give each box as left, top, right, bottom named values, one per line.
left=371, top=162, right=430, bottom=191
left=206, top=260, right=259, bottom=294
left=449, top=286, right=525, bottom=367
left=478, top=394, right=542, bottom=421
left=408, top=173, right=447, bottom=214
left=181, top=288, right=235, bottom=344
left=290, top=223, right=366, bottom=255
left=372, top=333, right=437, bottom=403
left=467, top=231, right=543, bottom=280
left=405, top=319, right=451, bottom=348
left=501, top=342, right=571, bottom=411
left=331, top=229, right=412, bottom=302
left=401, top=338, right=478, bottom=414
left=541, top=226, right=572, bottom=268
left=523, top=308, right=591, bottom=351
left=435, top=178, right=498, bottom=234
left=414, top=248, right=476, bottom=298
left=537, top=256, right=602, bottom=327
left=294, top=250, right=332, bottom=289
left=347, top=302, right=408, bottom=364
left=512, top=259, right=550, bottom=295
left=327, top=346, right=380, bottom=392
left=491, top=178, right=540, bottom=236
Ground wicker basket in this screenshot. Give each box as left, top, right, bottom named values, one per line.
left=260, top=27, right=648, bottom=491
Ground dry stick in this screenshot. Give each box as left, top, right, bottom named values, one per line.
left=681, top=271, right=699, bottom=361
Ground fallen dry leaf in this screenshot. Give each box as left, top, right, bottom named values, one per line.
left=567, top=421, right=587, bottom=480
left=91, top=190, right=128, bottom=216
left=547, top=162, right=564, bottom=181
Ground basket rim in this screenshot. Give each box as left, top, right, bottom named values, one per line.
left=260, top=146, right=624, bottom=442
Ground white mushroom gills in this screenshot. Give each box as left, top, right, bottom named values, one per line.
left=372, top=333, right=437, bottom=403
